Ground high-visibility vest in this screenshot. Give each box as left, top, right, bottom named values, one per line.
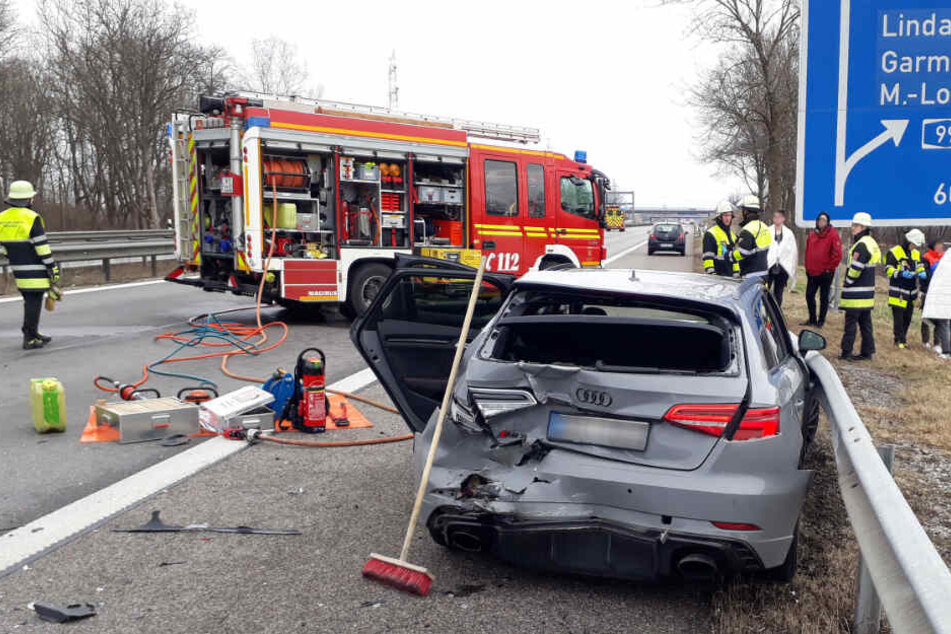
left=732, top=219, right=772, bottom=276
left=840, top=235, right=881, bottom=310
left=0, top=207, right=53, bottom=290
left=884, top=245, right=925, bottom=308
left=702, top=224, right=740, bottom=277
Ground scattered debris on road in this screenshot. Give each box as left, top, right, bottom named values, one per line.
left=113, top=510, right=300, bottom=536
left=31, top=602, right=96, bottom=624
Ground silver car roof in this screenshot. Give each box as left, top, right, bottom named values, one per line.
left=516, top=269, right=760, bottom=307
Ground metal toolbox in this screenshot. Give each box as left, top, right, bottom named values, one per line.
left=443, top=187, right=463, bottom=204
left=94, top=398, right=199, bottom=444
left=235, top=407, right=276, bottom=430
left=417, top=185, right=444, bottom=204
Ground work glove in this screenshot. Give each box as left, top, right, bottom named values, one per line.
left=919, top=271, right=927, bottom=280
left=49, top=263, right=60, bottom=284
left=901, top=270, right=916, bottom=280
left=719, top=244, right=728, bottom=257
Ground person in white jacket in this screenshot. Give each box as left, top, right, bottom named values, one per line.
left=922, top=253, right=951, bottom=359
left=766, top=209, right=798, bottom=308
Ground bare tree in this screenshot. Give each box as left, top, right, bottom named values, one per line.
left=673, top=0, right=800, bottom=214
left=243, top=36, right=309, bottom=96
left=0, top=58, right=56, bottom=191
left=40, top=0, right=228, bottom=228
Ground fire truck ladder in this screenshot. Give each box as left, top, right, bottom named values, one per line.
left=228, top=91, right=541, bottom=145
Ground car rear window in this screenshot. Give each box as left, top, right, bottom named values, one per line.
left=655, top=224, right=679, bottom=233
left=484, top=290, right=736, bottom=374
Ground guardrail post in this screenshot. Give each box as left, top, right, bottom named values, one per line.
left=854, top=444, right=895, bottom=634
left=103, top=258, right=111, bottom=282
left=150, top=255, right=157, bottom=277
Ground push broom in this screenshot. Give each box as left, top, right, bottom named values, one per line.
left=363, top=257, right=488, bottom=596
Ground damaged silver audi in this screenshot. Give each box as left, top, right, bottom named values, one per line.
left=351, top=255, right=824, bottom=583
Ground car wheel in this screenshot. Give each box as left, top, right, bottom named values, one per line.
left=763, top=524, right=798, bottom=583
left=347, top=262, right=392, bottom=317
left=648, top=248, right=655, bottom=256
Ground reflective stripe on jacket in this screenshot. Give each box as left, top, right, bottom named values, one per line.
left=884, top=245, right=925, bottom=308
left=840, top=233, right=881, bottom=310
left=0, top=207, right=54, bottom=290
left=702, top=223, right=739, bottom=277
left=732, top=219, right=772, bottom=276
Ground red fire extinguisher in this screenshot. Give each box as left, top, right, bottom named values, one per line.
left=294, top=348, right=326, bottom=433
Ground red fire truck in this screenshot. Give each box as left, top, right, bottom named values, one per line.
left=167, top=93, right=610, bottom=315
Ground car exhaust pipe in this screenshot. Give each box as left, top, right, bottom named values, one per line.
left=447, top=529, right=486, bottom=553
left=676, top=553, right=719, bottom=581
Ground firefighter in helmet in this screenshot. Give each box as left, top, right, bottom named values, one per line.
left=884, top=228, right=927, bottom=349
left=0, top=181, right=59, bottom=349
left=702, top=200, right=740, bottom=277
left=839, top=212, right=881, bottom=361
left=730, top=195, right=772, bottom=277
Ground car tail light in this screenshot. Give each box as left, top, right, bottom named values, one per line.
left=470, top=388, right=537, bottom=419
left=677, top=233, right=684, bottom=242
left=663, top=404, right=780, bottom=440
left=712, top=521, right=760, bottom=531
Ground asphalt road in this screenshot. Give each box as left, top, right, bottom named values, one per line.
left=0, top=230, right=714, bottom=633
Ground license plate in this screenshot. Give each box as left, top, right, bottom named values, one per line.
left=547, top=413, right=650, bottom=451
left=662, top=243, right=673, bottom=247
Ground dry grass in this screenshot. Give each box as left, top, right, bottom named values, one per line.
left=712, top=427, right=857, bottom=634
left=711, top=267, right=950, bottom=634
left=782, top=270, right=951, bottom=453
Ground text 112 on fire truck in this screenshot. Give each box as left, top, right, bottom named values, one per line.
left=166, top=92, right=611, bottom=316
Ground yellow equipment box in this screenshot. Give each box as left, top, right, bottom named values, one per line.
left=418, top=247, right=482, bottom=269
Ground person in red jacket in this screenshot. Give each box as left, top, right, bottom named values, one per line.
left=802, top=212, right=842, bottom=327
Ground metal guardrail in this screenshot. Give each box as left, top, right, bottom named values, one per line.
left=807, top=352, right=951, bottom=634
left=1, top=229, right=175, bottom=280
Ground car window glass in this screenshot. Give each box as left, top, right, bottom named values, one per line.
left=485, top=160, right=518, bottom=217
left=379, top=275, right=505, bottom=329
left=527, top=164, right=545, bottom=218
left=754, top=297, right=784, bottom=369
left=560, top=177, right=594, bottom=219
left=656, top=224, right=679, bottom=233
left=763, top=294, right=791, bottom=360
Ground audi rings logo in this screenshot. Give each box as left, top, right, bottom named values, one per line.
left=576, top=388, right=613, bottom=407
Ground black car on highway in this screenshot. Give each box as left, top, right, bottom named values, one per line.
left=648, top=222, right=686, bottom=256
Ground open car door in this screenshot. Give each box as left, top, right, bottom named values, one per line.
left=350, top=261, right=515, bottom=432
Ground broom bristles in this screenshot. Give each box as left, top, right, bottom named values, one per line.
left=363, top=553, right=434, bottom=596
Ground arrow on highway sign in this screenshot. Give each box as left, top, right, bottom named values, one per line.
left=797, top=0, right=951, bottom=227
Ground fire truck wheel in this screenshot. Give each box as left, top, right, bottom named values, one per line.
left=348, top=262, right=393, bottom=316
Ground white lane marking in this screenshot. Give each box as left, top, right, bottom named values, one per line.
left=0, top=279, right=166, bottom=304
left=0, top=368, right=379, bottom=577
left=604, top=239, right=648, bottom=266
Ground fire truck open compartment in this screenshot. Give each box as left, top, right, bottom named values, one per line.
left=169, top=92, right=608, bottom=315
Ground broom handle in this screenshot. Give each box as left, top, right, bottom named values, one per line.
left=399, top=257, right=487, bottom=562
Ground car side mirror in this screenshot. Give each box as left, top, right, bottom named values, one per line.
left=798, top=329, right=827, bottom=352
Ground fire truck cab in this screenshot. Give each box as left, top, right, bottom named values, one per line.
left=168, top=93, right=610, bottom=316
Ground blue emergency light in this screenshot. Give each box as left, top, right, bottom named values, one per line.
left=574, top=150, right=587, bottom=164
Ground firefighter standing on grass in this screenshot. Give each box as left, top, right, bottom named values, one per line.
left=731, top=195, right=772, bottom=277
left=839, top=212, right=881, bottom=362
left=702, top=200, right=740, bottom=278
left=0, top=181, right=59, bottom=349
left=884, top=229, right=927, bottom=349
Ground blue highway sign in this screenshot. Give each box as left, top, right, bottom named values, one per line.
left=798, top=0, right=951, bottom=226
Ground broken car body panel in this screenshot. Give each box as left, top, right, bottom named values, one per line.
left=351, top=267, right=815, bottom=581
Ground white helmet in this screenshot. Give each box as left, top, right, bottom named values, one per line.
left=739, top=195, right=761, bottom=211
left=905, top=229, right=925, bottom=246
left=715, top=200, right=735, bottom=217
left=852, top=212, right=873, bottom=227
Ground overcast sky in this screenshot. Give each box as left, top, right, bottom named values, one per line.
left=15, top=0, right=745, bottom=208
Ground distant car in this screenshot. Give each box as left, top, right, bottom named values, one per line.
left=352, top=256, right=823, bottom=583
left=648, top=222, right=686, bottom=256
